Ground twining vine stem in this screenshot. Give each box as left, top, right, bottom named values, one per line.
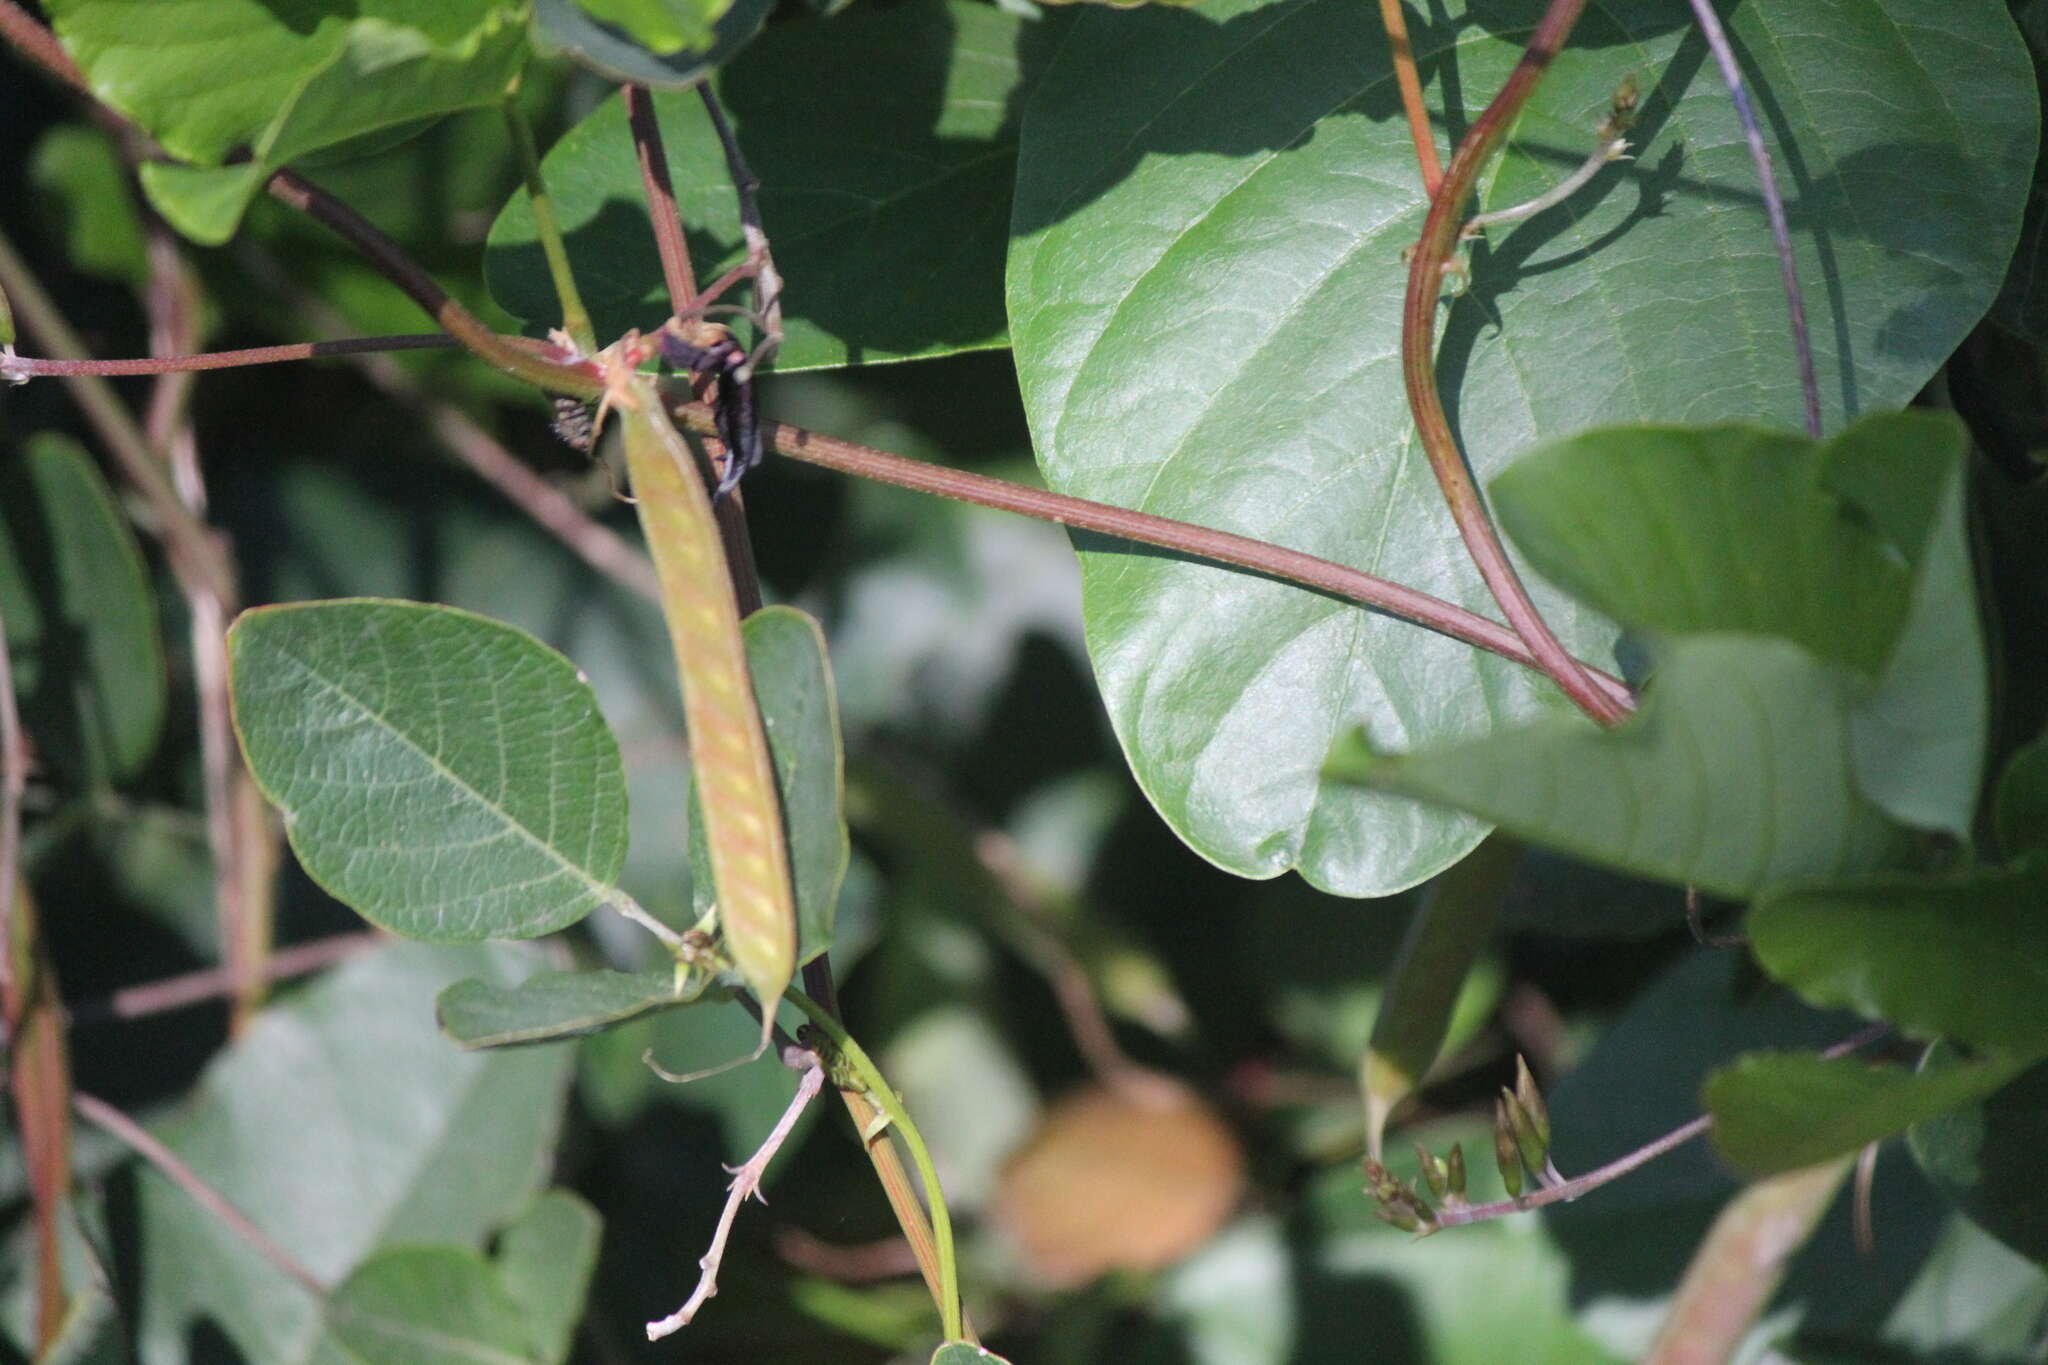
left=1378, top=0, right=1443, bottom=195
left=1682, top=0, right=1821, bottom=439
left=1401, top=0, right=1634, bottom=728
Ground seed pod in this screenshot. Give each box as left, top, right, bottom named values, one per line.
left=619, top=387, right=795, bottom=1042
left=1445, top=1142, right=1467, bottom=1199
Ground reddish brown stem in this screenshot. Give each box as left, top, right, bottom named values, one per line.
left=6, top=334, right=456, bottom=377
left=627, top=84, right=698, bottom=310
left=1401, top=0, right=1632, bottom=727
left=1379, top=0, right=1443, bottom=194
left=73, top=1092, right=326, bottom=1296
left=671, top=405, right=1631, bottom=708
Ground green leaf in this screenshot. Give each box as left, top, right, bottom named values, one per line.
left=228, top=599, right=630, bottom=943
left=437, top=968, right=711, bottom=1048
left=1749, top=858, right=2048, bottom=1055
left=323, top=1246, right=538, bottom=1365
left=1996, top=734, right=2048, bottom=858
left=0, top=432, right=166, bottom=786
left=45, top=0, right=530, bottom=243
left=28, top=126, right=149, bottom=286
left=493, top=1191, right=602, bottom=1365
left=1492, top=411, right=1985, bottom=838
left=1910, top=1051, right=2048, bottom=1266
left=491, top=0, right=1054, bottom=368
left=567, top=0, right=734, bottom=55
left=1330, top=635, right=1911, bottom=899
left=1843, top=452, right=1986, bottom=836
left=1706, top=1051, right=2034, bottom=1177
left=532, top=0, right=771, bottom=89
left=133, top=942, right=574, bottom=1364
left=932, top=1344, right=1014, bottom=1365
left=688, top=605, right=847, bottom=965
left=1491, top=413, right=1963, bottom=674
left=1006, top=0, right=2034, bottom=896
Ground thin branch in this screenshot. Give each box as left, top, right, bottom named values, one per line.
left=1429, top=1025, right=1889, bottom=1229
left=626, top=85, right=699, bottom=311
left=0, top=607, right=22, bottom=1000
left=3, top=334, right=456, bottom=378
left=135, top=214, right=270, bottom=1030
left=646, top=1052, right=825, bottom=1340
left=242, top=253, right=664, bottom=603
left=0, top=0, right=80, bottom=88
left=70, top=931, right=384, bottom=1025
left=1401, top=0, right=1633, bottom=727
left=264, top=170, right=605, bottom=398
left=73, top=1092, right=327, bottom=1297
left=671, top=403, right=1634, bottom=709
left=1683, top=0, right=1820, bottom=439
left=1378, top=0, right=1443, bottom=195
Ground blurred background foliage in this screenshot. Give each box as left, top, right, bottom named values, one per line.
left=3, top=2, right=2047, bottom=1362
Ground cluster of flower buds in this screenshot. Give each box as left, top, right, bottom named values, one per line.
left=1364, top=1141, right=1465, bottom=1235
left=1365, top=1056, right=1561, bottom=1233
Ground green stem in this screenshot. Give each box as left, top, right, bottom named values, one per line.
left=788, top=988, right=963, bottom=1343
left=505, top=98, right=596, bottom=355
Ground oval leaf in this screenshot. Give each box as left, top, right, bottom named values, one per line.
left=0, top=432, right=166, bottom=785
left=1749, top=859, right=2048, bottom=1055
left=437, top=967, right=710, bottom=1049
left=228, top=599, right=630, bottom=942
left=492, top=0, right=1052, bottom=368
left=1006, top=0, right=2033, bottom=895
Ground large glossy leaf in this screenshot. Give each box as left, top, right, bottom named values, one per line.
left=1330, top=635, right=1912, bottom=899
left=133, top=942, right=574, bottom=1365
left=684, top=605, right=846, bottom=966
left=0, top=433, right=165, bottom=786
left=1911, top=1052, right=2048, bottom=1266
left=229, top=599, right=631, bottom=943
left=1996, top=733, right=2048, bottom=858
left=437, top=967, right=709, bottom=1048
left=45, top=0, right=530, bottom=243
left=1705, top=1051, right=2033, bottom=1177
left=491, top=0, right=1053, bottom=368
left=1006, top=0, right=2034, bottom=895
left=1749, top=858, right=2048, bottom=1054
